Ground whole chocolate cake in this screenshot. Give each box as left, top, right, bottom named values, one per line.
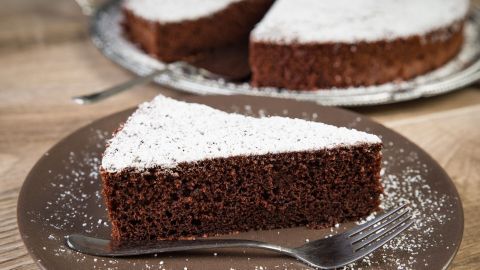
left=101, top=96, right=383, bottom=240
left=122, top=0, right=469, bottom=90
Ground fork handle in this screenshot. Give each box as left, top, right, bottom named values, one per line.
left=66, top=234, right=294, bottom=257
left=72, top=68, right=167, bottom=104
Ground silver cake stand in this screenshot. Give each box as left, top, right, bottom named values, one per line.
left=90, top=0, right=480, bottom=106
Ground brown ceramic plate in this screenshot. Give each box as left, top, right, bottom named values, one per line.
left=18, top=95, right=463, bottom=270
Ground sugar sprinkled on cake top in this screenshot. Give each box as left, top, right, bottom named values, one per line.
left=251, top=0, right=469, bottom=43
left=101, top=96, right=381, bottom=172
left=123, top=0, right=241, bottom=23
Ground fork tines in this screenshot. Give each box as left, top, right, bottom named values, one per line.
left=348, top=204, right=414, bottom=254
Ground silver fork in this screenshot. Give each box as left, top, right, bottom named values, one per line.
left=71, top=61, right=226, bottom=105
left=66, top=205, right=413, bottom=269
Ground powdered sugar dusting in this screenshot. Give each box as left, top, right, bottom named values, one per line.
left=101, top=96, right=380, bottom=172
left=252, top=0, right=469, bottom=43
left=123, top=0, right=241, bottom=23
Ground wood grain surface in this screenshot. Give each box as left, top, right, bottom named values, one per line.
left=1, top=0, right=479, bottom=269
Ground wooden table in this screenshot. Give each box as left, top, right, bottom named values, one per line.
left=1, top=1, right=479, bottom=269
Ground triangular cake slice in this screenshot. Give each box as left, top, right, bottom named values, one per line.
left=101, top=96, right=383, bottom=240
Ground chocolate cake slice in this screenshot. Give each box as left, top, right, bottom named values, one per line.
left=101, top=96, right=383, bottom=240
left=123, top=0, right=273, bottom=62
